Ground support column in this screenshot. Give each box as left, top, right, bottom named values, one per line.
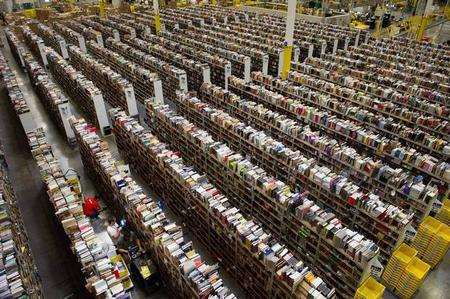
left=281, top=0, right=296, bottom=80
left=153, top=0, right=161, bottom=34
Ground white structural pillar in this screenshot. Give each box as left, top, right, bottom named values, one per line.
left=281, top=0, right=296, bottom=80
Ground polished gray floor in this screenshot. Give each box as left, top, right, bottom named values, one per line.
left=1, top=29, right=448, bottom=299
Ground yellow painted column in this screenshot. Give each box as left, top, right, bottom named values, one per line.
left=99, top=0, right=106, bottom=18
left=281, top=0, right=296, bottom=80
left=153, top=0, right=161, bottom=33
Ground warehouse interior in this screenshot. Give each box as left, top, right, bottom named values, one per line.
left=0, top=0, right=448, bottom=298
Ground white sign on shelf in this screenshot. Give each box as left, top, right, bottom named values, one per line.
left=124, top=86, right=138, bottom=117
left=202, top=66, right=211, bottom=84
left=243, top=57, right=251, bottom=83
left=92, top=93, right=110, bottom=136
left=224, top=62, right=232, bottom=91
left=57, top=102, right=75, bottom=141
left=262, top=55, right=269, bottom=75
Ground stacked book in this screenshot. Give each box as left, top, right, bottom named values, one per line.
left=34, top=23, right=69, bottom=59
left=86, top=40, right=160, bottom=105
left=140, top=32, right=229, bottom=89
left=146, top=102, right=378, bottom=297
left=45, top=48, right=108, bottom=132
left=70, top=116, right=236, bottom=299
left=79, top=17, right=120, bottom=42
left=251, top=71, right=450, bottom=182
left=26, top=128, right=125, bottom=297
left=123, top=35, right=208, bottom=93
left=52, top=22, right=87, bottom=53
left=64, top=20, right=104, bottom=47
left=105, top=38, right=187, bottom=101
left=0, top=52, right=30, bottom=116
left=90, top=16, right=136, bottom=38
left=111, top=109, right=334, bottom=298
left=0, top=155, right=42, bottom=298
left=68, top=45, right=137, bottom=116
left=212, top=77, right=439, bottom=226
left=298, top=58, right=448, bottom=137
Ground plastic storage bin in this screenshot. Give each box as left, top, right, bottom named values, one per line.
left=355, top=276, right=385, bottom=299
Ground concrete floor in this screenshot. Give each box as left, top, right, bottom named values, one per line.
left=0, top=29, right=448, bottom=299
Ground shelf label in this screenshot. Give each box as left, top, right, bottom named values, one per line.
left=202, top=66, right=211, bottom=84
left=57, top=102, right=75, bottom=141
left=308, top=44, right=314, bottom=58
left=153, top=79, right=164, bottom=105
left=78, top=36, right=87, bottom=53
left=333, top=38, right=338, bottom=55
left=178, top=73, right=188, bottom=93
left=344, top=37, right=350, bottom=51
left=243, top=56, right=251, bottom=83
left=124, top=86, right=138, bottom=117
left=38, top=41, right=48, bottom=66
left=92, top=93, right=110, bottom=136
left=59, top=40, right=69, bottom=59
left=19, top=111, right=37, bottom=133
left=224, top=62, right=232, bottom=90
left=262, top=55, right=269, bottom=75
left=293, top=46, right=300, bottom=63
left=130, top=28, right=137, bottom=38
left=96, top=35, right=104, bottom=47
left=277, top=49, right=283, bottom=77
left=355, top=30, right=361, bottom=47
left=113, top=29, right=120, bottom=41
left=364, top=32, right=370, bottom=44
left=321, top=41, right=326, bottom=56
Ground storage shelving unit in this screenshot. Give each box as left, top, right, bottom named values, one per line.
left=0, top=150, right=42, bottom=298
left=85, top=40, right=162, bottom=106
left=104, top=37, right=187, bottom=102
left=226, top=76, right=439, bottom=226
left=110, top=109, right=335, bottom=299
left=67, top=45, right=138, bottom=117
left=145, top=101, right=382, bottom=297
left=122, top=35, right=209, bottom=94
left=70, top=116, right=236, bottom=299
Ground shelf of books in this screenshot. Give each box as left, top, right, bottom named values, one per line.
left=52, top=22, right=87, bottom=53
left=26, top=128, right=130, bottom=297
left=0, top=148, right=42, bottom=298
left=104, top=38, right=187, bottom=102
left=159, top=30, right=251, bottom=82
left=5, top=27, right=75, bottom=145
left=136, top=10, right=299, bottom=76
left=107, top=15, right=149, bottom=37
left=138, top=32, right=230, bottom=89
left=69, top=116, right=237, bottom=299
left=67, top=44, right=138, bottom=117
left=85, top=40, right=163, bottom=107
left=63, top=20, right=104, bottom=47
left=176, top=25, right=269, bottom=75
left=33, top=22, right=69, bottom=59
left=19, top=25, right=49, bottom=67
left=250, top=72, right=449, bottom=185
left=79, top=18, right=120, bottom=42
left=144, top=101, right=383, bottom=297
left=320, top=50, right=449, bottom=115
left=22, top=50, right=76, bottom=145
left=121, top=35, right=210, bottom=92
left=44, top=48, right=110, bottom=136
left=0, top=50, right=36, bottom=133
left=110, top=108, right=336, bottom=298
left=292, top=60, right=448, bottom=140
left=4, top=27, right=26, bottom=68
left=225, top=76, right=439, bottom=226
left=89, top=16, right=136, bottom=39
